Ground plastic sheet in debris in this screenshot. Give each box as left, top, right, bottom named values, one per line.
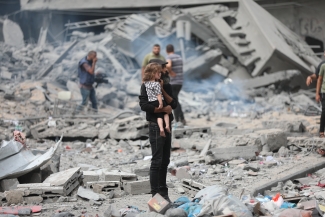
left=194, top=185, right=228, bottom=205
left=198, top=195, right=253, bottom=217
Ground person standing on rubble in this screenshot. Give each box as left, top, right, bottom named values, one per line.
left=316, top=63, right=325, bottom=138
left=77, top=51, right=98, bottom=113
left=166, top=44, right=186, bottom=125
left=306, top=50, right=325, bottom=86
left=139, top=58, right=177, bottom=203
left=142, top=44, right=166, bottom=80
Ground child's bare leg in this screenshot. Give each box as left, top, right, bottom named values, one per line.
left=164, top=114, right=170, bottom=133
left=157, top=118, right=166, bottom=137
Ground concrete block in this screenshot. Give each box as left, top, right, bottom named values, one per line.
left=123, top=180, right=150, bottom=195
left=104, top=171, right=137, bottom=182
left=5, top=190, right=24, bottom=204
left=0, top=178, right=19, bottom=191
left=256, top=129, right=287, bottom=152
left=104, top=171, right=121, bottom=182
left=148, top=193, right=170, bottom=214
left=83, top=171, right=99, bottom=183
left=24, top=196, right=43, bottom=204
left=209, top=146, right=259, bottom=161
left=133, top=165, right=150, bottom=177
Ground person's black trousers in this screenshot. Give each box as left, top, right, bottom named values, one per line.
left=320, top=93, right=325, bottom=133
left=171, top=85, right=185, bottom=122
left=148, top=122, right=171, bottom=197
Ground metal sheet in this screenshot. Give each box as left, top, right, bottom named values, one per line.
left=0, top=140, right=24, bottom=161
left=0, top=136, right=62, bottom=180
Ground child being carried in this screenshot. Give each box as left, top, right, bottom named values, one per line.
left=143, top=63, right=170, bottom=137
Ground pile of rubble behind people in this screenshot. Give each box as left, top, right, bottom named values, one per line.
left=1, top=119, right=325, bottom=217
left=1, top=0, right=325, bottom=216
left=0, top=0, right=321, bottom=142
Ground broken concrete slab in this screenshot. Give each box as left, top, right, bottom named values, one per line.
left=109, top=116, right=148, bottom=140
left=43, top=167, right=81, bottom=196
left=208, top=145, right=259, bottom=162
left=77, top=186, right=104, bottom=201
left=256, top=129, right=287, bottom=152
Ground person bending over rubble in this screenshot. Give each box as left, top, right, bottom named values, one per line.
left=143, top=63, right=171, bottom=137
left=139, top=58, right=178, bottom=203
left=77, top=51, right=98, bottom=113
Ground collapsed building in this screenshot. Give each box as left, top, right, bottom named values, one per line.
left=0, top=0, right=325, bottom=216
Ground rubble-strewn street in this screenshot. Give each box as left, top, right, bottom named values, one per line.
left=1, top=0, right=325, bottom=216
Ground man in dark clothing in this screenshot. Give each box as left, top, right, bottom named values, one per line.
left=77, top=51, right=98, bottom=112
left=139, top=59, right=177, bottom=202
left=306, top=50, right=325, bottom=86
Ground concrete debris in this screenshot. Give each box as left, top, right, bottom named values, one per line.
left=123, top=180, right=150, bottom=195
left=43, top=167, right=81, bottom=196
left=77, top=186, right=105, bottom=201
left=0, top=0, right=325, bottom=216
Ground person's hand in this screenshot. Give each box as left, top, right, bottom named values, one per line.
left=163, top=105, right=172, bottom=114
left=306, top=76, right=312, bottom=86
left=170, top=71, right=176, bottom=78
left=159, top=79, right=164, bottom=89
left=316, top=94, right=321, bottom=103
left=158, top=103, right=163, bottom=109
left=93, top=58, right=98, bottom=63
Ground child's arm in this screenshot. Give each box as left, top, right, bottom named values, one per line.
left=316, top=75, right=323, bottom=102
left=157, top=94, right=163, bottom=109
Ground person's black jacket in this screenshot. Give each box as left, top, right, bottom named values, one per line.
left=139, top=83, right=177, bottom=123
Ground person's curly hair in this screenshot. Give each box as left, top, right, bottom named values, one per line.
left=143, top=63, right=162, bottom=82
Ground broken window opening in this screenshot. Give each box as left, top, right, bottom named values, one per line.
left=305, top=36, right=324, bottom=57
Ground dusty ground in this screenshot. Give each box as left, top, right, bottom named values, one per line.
left=34, top=110, right=324, bottom=216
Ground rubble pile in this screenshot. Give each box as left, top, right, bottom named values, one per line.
left=0, top=0, right=321, bottom=142
left=0, top=0, right=325, bottom=216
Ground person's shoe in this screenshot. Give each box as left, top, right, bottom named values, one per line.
left=181, top=119, right=187, bottom=126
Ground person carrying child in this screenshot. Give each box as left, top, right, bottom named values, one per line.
left=142, top=63, right=170, bottom=137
